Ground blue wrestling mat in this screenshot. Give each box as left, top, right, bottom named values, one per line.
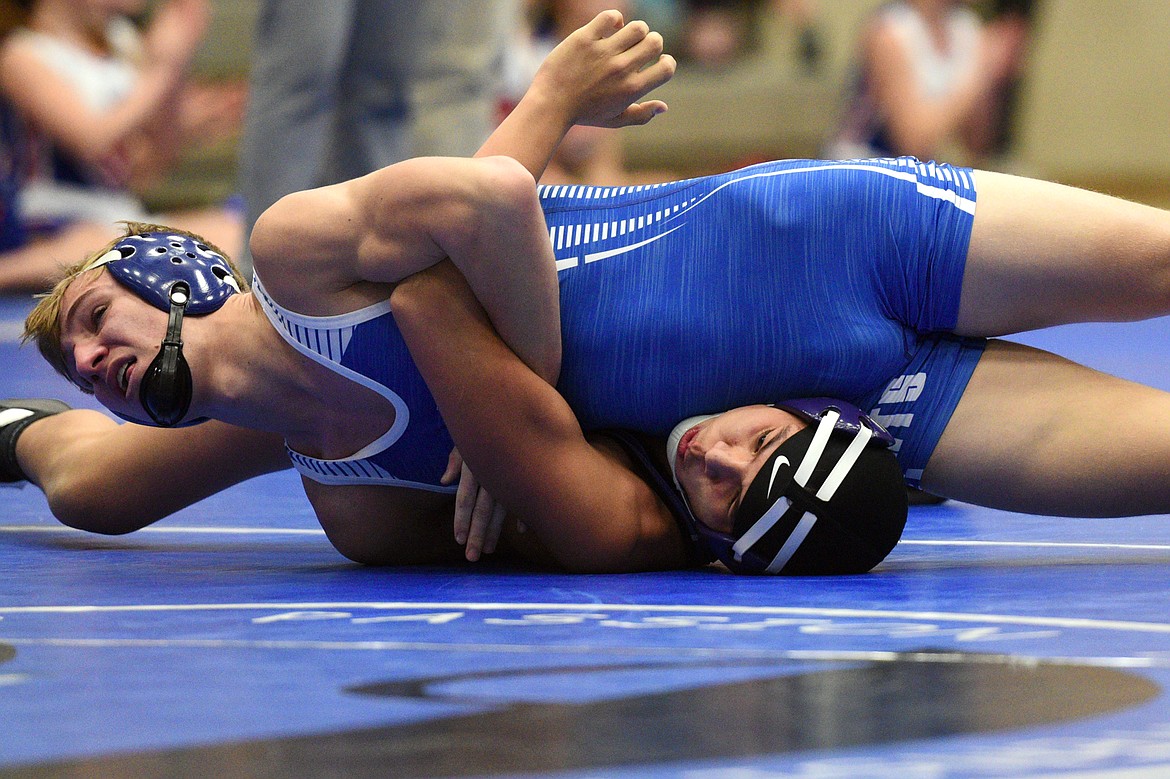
left=3, top=292, right=1170, bottom=778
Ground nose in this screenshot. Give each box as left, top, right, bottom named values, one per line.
left=73, top=337, right=108, bottom=386
left=703, top=441, right=749, bottom=483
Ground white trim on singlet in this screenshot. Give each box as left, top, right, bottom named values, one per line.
left=251, top=275, right=415, bottom=486
left=545, top=160, right=977, bottom=273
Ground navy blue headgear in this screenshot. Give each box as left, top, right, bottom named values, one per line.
left=672, top=398, right=908, bottom=575
left=89, top=232, right=240, bottom=427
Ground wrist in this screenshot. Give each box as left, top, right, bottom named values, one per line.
left=521, top=79, right=578, bottom=131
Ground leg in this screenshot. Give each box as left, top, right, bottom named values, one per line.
left=921, top=340, right=1170, bottom=516
left=956, top=170, right=1170, bottom=335
left=237, top=0, right=357, bottom=270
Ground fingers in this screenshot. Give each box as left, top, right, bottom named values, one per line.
left=588, top=9, right=625, bottom=38
left=466, top=500, right=507, bottom=561
left=606, top=100, right=668, bottom=128
left=607, top=18, right=651, bottom=51
left=453, top=462, right=478, bottom=546
left=629, top=51, right=676, bottom=98
left=453, top=463, right=508, bottom=562
left=615, top=28, right=667, bottom=74
left=441, top=448, right=463, bottom=485
left=462, top=486, right=498, bottom=562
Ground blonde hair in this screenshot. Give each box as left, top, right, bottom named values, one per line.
left=23, top=221, right=248, bottom=384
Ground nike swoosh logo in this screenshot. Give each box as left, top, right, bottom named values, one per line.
left=766, top=456, right=791, bottom=499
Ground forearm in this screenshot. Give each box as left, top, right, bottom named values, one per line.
left=391, top=265, right=682, bottom=572
left=430, top=157, right=562, bottom=385
left=393, top=270, right=594, bottom=561
left=475, top=87, right=573, bottom=182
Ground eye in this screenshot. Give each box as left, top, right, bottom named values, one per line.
left=753, top=430, right=771, bottom=453
left=91, top=304, right=107, bottom=330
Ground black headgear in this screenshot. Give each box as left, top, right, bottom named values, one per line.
left=678, top=398, right=908, bottom=575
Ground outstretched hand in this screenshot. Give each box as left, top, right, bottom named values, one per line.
left=533, top=10, right=676, bottom=129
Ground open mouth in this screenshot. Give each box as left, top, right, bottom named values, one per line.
left=118, top=359, right=135, bottom=397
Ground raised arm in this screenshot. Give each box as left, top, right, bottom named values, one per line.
left=477, top=10, right=676, bottom=181
left=390, top=262, right=690, bottom=573
left=253, top=11, right=674, bottom=385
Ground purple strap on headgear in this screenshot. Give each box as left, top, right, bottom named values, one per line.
left=775, top=397, right=895, bottom=448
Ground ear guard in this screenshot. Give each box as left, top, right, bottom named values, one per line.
left=138, top=281, right=197, bottom=427
left=88, top=232, right=239, bottom=427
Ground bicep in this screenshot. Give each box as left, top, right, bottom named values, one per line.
left=251, top=160, right=449, bottom=284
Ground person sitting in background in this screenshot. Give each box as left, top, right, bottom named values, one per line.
left=0, top=60, right=114, bottom=292
left=0, top=0, right=244, bottom=267
left=827, top=0, right=1026, bottom=164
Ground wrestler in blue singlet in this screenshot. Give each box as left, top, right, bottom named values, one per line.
left=259, top=157, right=984, bottom=492
left=549, top=157, right=984, bottom=485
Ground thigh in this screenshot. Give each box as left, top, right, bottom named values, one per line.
left=957, top=170, right=1170, bottom=336
left=921, top=339, right=1170, bottom=516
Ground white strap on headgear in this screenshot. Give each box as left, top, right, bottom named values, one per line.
left=730, top=409, right=876, bottom=573
left=86, top=249, right=122, bottom=271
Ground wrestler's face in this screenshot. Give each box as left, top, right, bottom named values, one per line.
left=673, top=405, right=806, bottom=533
left=58, top=269, right=168, bottom=419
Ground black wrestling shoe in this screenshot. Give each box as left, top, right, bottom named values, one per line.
left=1, top=399, right=71, bottom=483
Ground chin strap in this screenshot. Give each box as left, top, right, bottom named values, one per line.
left=140, top=282, right=195, bottom=427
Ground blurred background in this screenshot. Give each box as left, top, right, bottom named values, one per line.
left=2, top=0, right=1169, bottom=289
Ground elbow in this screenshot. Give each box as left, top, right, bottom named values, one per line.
left=48, top=484, right=148, bottom=535
left=478, top=154, right=538, bottom=195
left=469, top=156, right=540, bottom=226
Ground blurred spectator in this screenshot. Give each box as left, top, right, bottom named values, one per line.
left=827, top=0, right=1027, bottom=164
left=972, top=0, right=1037, bottom=159
left=0, top=0, right=245, bottom=282
left=682, top=0, right=820, bottom=70
left=238, top=1, right=516, bottom=273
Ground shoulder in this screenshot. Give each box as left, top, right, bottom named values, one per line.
left=247, top=185, right=376, bottom=310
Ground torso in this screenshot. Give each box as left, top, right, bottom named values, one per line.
left=253, top=273, right=455, bottom=492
